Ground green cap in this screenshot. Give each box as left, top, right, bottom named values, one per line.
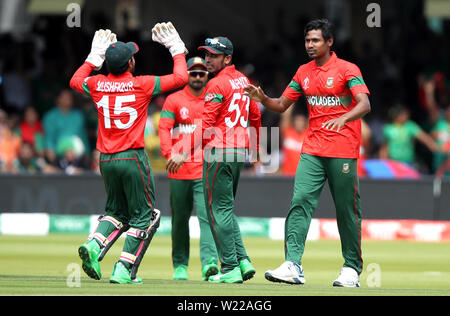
left=105, top=41, right=139, bottom=72
left=187, top=57, right=207, bottom=70
left=198, top=37, right=233, bottom=55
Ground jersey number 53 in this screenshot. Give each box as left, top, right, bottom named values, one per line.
left=225, top=92, right=250, bottom=128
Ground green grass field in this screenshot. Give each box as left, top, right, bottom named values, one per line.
left=1, top=234, right=450, bottom=296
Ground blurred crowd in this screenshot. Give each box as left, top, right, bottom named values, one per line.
left=0, top=5, right=449, bottom=177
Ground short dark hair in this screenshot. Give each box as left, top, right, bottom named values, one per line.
left=304, top=19, right=335, bottom=41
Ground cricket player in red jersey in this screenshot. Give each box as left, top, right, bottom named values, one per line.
left=158, top=57, right=218, bottom=281
left=168, top=37, right=262, bottom=283
left=245, top=19, right=371, bottom=287
left=198, top=37, right=261, bottom=283
left=69, top=23, right=188, bottom=284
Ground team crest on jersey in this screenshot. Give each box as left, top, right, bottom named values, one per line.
left=303, top=77, right=310, bottom=90
left=180, top=107, right=189, bottom=120
left=326, top=77, right=334, bottom=88
left=342, top=163, right=350, bottom=174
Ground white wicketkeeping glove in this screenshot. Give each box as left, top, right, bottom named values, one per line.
left=151, top=22, right=188, bottom=57
left=86, top=29, right=117, bottom=69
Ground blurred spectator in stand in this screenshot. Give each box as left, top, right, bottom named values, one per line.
left=79, top=96, right=99, bottom=155
left=90, top=149, right=101, bottom=174
left=42, top=89, right=90, bottom=168
left=11, top=141, right=57, bottom=174
left=31, top=60, right=67, bottom=118
left=18, top=106, right=44, bottom=156
left=0, top=110, right=21, bottom=172
left=418, top=72, right=449, bottom=121
left=12, top=142, right=41, bottom=173
left=1, top=40, right=41, bottom=116
left=379, top=105, right=442, bottom=170
left=431, top=104, right=450, bottom=174
left=56, top=137, right=86, bottom=175
left=280, top=105, right=308, bottom=176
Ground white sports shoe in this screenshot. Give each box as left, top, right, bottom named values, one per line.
left=265, top=261, right=306, bottom=284
left=333, top=267, right=360, bottom=287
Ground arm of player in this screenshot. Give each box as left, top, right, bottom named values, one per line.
left=69, top=62, right=96, bottom=95
left=158, top=107, right=176, bottom=160
left=158, top=99, right=189, bottom=174
left=151, top=22, right=188, bottom=94
left=416, top=130, right=443, bottom=153
left=248, top=99, right=262, bottom=162
left=158, top=54, right=188, bottom=94
left=70, top=29, right=117, bottom=94
left=378, top=143, right=389, bottom=159
left=323, top=63, right=371, bottom=132
left=322, top=93, right=371, bottom=132
left=201, top=90, right=224, bottom=149
left=244, top=84, right=295, bottom=113
left=166, top=89, right=223, bottom=173
left=142, top=55, right=187, bottom=99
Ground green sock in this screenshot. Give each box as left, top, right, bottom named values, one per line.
left=92, top=220, right=118, bottom=246
left=119, top=235, right=142, bottom=270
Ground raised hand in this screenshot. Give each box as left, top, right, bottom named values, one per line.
left=86, top=29, right=117, bottom=70
left=244, top=84, right=266, bottom=103
left=152, top=22, right=188, bottom=56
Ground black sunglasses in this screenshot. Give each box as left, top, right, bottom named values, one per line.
left=188, top=70, right=208, bottom=78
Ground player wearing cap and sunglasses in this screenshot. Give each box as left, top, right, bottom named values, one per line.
left=158, top=57, right=219, bottom=281
left=168, top=37, right=262, bottom=283
left=70, top=24, right=188, bottom=284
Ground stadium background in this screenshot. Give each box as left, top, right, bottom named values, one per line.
left=0, top=0, right=449, bottom=238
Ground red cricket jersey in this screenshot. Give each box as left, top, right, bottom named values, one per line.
left=69, top=55, right=187, bottom=154
left=202, top=65, right=261, bottom=150
left=158, top=85, right=205, bottom=180
left=282, top=52, right=370, bottom=159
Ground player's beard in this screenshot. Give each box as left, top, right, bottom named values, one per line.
left=206, top=55, right=228, bottom=75
left=189, top=80, right=205, bottom=91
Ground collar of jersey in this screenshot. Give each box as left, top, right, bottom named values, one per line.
left=312, top=51, right=337, bottom=71
left=216, top=64, right=236, bottom=77
left=183, top=85, right=205, bottom=100
left=107, top=71, right=133, bottom=79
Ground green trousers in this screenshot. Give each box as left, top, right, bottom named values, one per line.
left=95, top=148, right=155, bottom=268
left=285, top=153, right=363, bottom=274
left=203, top=148, right=250, bottom=273
left=169, top=178, right=218, bottom=268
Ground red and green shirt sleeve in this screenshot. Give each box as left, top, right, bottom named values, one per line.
left=282, top=67, right=304, bottom=101
left=144, top=54, right=188, bottom=97
left=344, top=63, right=370, bottom=97
left=202, top=82, right=225, bottom=148
left=69, top=62, right=96, bottom=97
left=158, top=96, right=177, bottom=159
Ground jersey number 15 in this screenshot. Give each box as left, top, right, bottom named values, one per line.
left=96, top=95, right=138, bottom=129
